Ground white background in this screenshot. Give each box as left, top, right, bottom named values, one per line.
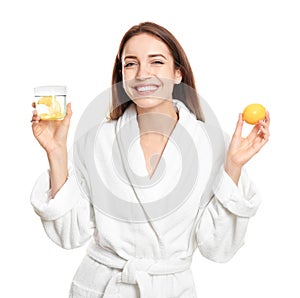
left=1, top=0, right=299, bottom=297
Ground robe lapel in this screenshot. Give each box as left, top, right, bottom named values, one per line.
left=114, top=100, right=200, bottom=223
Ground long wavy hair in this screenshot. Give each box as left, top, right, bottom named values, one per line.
left=108, top=22, right=205, bottom=122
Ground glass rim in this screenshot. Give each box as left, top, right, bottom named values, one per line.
left=34, top=85, right=67, bottom=96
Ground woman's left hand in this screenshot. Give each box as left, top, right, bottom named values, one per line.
left=225, top=111, right=270, bottom=184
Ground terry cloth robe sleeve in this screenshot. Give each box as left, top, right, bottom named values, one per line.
left=30, top=147, right=95, bottom=250
left=196, top=134, right=261, bottom=263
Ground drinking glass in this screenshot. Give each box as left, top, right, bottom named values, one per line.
left=34, top=85, right=67, bottom=120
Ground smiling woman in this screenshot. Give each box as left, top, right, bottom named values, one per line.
left=30, top=21, right=270, bottom=298
left=109, top=22, right=205, bottom=122
left=121, top=34, right=182, bottom=109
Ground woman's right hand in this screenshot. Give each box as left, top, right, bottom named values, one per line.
left=31, top=102, right=72, bottom=155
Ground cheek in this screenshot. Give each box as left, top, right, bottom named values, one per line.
left=122, top=76, right=133, bottom=99
left=122, top=69, right=136, bottom=81
left=122, top=77, right=129, bottom=93
left=122, top=71, right=131, bottom=90
left=162, top=67, right=178, bottom=80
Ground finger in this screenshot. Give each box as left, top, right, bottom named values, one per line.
left=233, top=113, right=244, bottom=138
left=258, top=119, right=271, bottom=139
left=258, top=119, right=269, bottom=129
left=264, top=110, right=270, bottom=127
left=66, top=102, right=72, bottom=117
left=248, top=114, right=270, bottom=140
left=31, top=114, right=41, bottom=122
left=31, top=117, right=41, bottom=124
left=31, top=109, right=39, bottom=121
left=255, top=129, right=270, bottom=148
left=247, top=123, right=261, bottom=142
left=252, top=131, right=268, bottom=152
left=32, top=102, right=36, bottom=108
left=260, top=110, right=270, bottom=125
left=62, top=102, right=72, bottom=125
left=258, top=126, right=270, bottom=139
left=259, top=127, right=269, bottom=138
left=259, top=133, right=269, bottom=146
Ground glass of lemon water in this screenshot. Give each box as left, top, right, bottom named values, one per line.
left=34, top=85, right=67, bottom=120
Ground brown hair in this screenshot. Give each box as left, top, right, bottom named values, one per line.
left=108, top=22, right=205, bottom=122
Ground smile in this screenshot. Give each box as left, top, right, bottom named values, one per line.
left=134, top=84, right=159, bottom=94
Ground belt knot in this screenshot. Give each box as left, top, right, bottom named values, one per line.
left=120, top=257, right=155, bottom=284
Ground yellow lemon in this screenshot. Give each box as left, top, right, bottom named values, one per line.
left=242, top=103, right=266, bottom=125
left=37, top=96, right=53, bottom=107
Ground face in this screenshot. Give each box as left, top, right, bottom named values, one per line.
left=121, top=33, right=182, bottom=109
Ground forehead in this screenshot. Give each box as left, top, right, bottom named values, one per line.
left=122, top=33, right=172, bottom=58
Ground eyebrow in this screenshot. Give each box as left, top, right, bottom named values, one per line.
left=124, top=54, right=168, bottom=60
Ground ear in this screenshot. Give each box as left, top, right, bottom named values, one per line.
left=174, top=68, right=182, bottom=85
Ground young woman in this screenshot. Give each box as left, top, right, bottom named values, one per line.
left=31, top=22, right=270, bottom=298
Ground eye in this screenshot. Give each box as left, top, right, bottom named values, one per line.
left=124, top=62, right=137, bottom=68
left=152, top=60, right=164, bottom=65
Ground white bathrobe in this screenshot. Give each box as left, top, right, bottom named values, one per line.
left=31, top=99, right=261, bottom=298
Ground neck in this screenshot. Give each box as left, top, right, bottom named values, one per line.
left=135, top=100, right=179, bottom=142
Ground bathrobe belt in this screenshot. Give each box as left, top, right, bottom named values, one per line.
left=87, top=244, right=192, bottom=298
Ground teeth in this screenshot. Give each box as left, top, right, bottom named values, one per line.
left=136, top=85, right=157, bottom=92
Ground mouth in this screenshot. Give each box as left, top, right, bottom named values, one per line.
left=133, top=84, right=160, bottom=96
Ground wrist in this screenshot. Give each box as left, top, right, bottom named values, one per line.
left=46, top=145, right=67, bottom=160
left=46, top=146, right=68, bottom=198
left=224, top=160, right=242, bottom=186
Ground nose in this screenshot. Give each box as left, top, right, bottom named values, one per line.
left=136, top=62, right=152, bottom=80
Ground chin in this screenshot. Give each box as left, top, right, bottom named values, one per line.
left=132, top=97, right=167, bottom=109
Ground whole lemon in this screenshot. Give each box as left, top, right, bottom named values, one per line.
left=242, top=103, right=266, bottom=125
